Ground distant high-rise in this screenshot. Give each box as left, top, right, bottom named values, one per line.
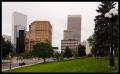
left=12, top=12, right=27, bottom=53
left=67, top=15, right=81, bottom=43
left=61, top=15, right=81, bottom=56
left=25, top=21, right=52, bottom=51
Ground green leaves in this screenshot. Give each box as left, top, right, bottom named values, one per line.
left=64, top=46, right=72, bottom=58
left=2, top=37, right=13, bottom=59
left=93, top=2, right=118, bottom=56
left=78, top=44, right=86, bottom=56
left=31, top=42, right=53, bottom=63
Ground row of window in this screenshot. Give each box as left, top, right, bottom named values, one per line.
left=61, top=46, right=78, bottom=48
left=61, top=41, right=78, bottom=42
left=61, top=47, right=77, bottom=50
left=62, top=44, right=78, bottom=46
left=61, top=42, right=78, bottom=44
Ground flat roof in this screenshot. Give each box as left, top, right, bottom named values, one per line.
left=13, top=11, right=27, bottom=17
left=68, top=15, right=81, bottom=17
left=30, top=20, right=52, bottom=28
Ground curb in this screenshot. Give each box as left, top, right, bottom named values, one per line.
left=2, top=58, right=76, bottom=72
left=2, top=62, right=43, bottom=72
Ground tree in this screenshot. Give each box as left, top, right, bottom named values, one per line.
left=87, top=34, right=97, bottom=56
left=63, top=46, right=72, bottom=58
left=87, top=34, right=95, bottom=47
left=105, top=8, right=118, bottom=66
left=94, top=2, right=118, bottom=66
left=18, top=51, right=32, bottom=59
left=53, top=52, right=61, bottom=61
left=2, top=37, right=13, bottom=59
left=78, top=44, right=86, bottom=56
left=31, top=42, right=53, bottom=63
left=94, top=2, right=117, bottom=56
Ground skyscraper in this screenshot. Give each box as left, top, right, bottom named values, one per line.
left=67, top=15, right=81, bottom=43
left=12, top=12, right=27, bottom=53
left=61, top=15, right=81, bottom=56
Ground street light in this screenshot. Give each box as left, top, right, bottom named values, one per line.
left=9, top=53, right=12, bottom=69
left=104, top=8, right=118, bottom=67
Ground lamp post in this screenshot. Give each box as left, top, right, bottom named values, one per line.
left=9, top=53, right=12, bottom=69
left=104, top=8, right=118, bottom=67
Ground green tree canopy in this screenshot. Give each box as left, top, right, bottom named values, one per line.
left=63, top=46, right=72, bottom=58
left=94, top=1, right=117, bottom=56
left=78, top=44, right=86, bottom=56
left=2, top=37, right=13, bottom=59
left=31, top=42, right=53, bottom=63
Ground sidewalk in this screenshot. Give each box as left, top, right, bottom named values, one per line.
left=2, top=58, right=54, bottom=72
left=2, top=61, right=43, bottom=72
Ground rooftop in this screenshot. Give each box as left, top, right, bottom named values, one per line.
left=68, top=15, right=81, bottom=17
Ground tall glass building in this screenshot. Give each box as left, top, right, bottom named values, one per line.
left=11, top=12, right=27, bottom=53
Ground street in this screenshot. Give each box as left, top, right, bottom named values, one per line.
left=2, top=58, right=54, bottom=71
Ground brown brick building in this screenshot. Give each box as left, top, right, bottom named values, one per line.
left=25, top=21, right=52, bottom=51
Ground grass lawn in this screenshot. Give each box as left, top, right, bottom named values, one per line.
left=3, top=57, right=118, bottom=73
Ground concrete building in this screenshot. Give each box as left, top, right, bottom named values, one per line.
left=64, top=30, right=72, bottom=40
left=61, top=39, right=79, bottom=56
left=25, top=21, right=52, bottom=51
left=2, top=35, right=11, bottom=42
left=11, top=12, right=27, bottom=53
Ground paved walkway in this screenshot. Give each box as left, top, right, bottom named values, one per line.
left=2, top=58, right=53, bottom=71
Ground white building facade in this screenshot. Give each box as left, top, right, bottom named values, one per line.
left=61, top=39, right=79, bottom=56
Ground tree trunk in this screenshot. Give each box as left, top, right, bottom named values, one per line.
left=109, top=47, right=114, bottom=67
left=9, top=53, right=12, bottom=69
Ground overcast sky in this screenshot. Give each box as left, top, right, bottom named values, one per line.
left=2, top=2, right=118, bottom=50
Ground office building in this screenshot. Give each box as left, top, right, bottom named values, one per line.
left=11, top=12, right=27, bottom=53
left=25, top=21, right=52, bottom=51
left=61, top=39, right=79, bottom=56
left=67, top=15, right=81, bottom=43
left=64, top=30, right=72, bottom=40
left=61, top=15, right=81, bottom=56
